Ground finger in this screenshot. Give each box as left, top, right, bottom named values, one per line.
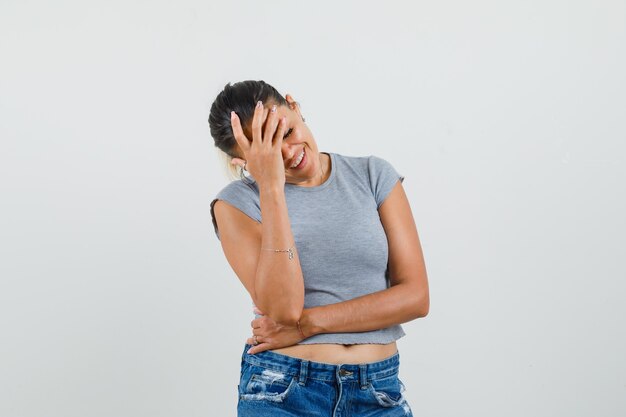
left=263, top=104, right=279, bottom=148
left=273, top=116, right=287, bottom=148
left=250, top=318, right=260, bottom=328
left=253, top=307, right=264, bottom=315
left=246, top=334, right=263, bottom=342
left=247, top=342, right=271, bottom=355
left=246, top=334, right=267, bottom=346
left=230, top=111, right=250, bottom=155
left=251, top=101, right=268, bottom=146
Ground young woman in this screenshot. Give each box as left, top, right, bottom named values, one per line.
left=209, top=80, right=429, bottom=416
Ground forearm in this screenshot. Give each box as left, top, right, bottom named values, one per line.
left=255, top=186, right=305, bottom=324
left=299, top=284, right=428, bottom=337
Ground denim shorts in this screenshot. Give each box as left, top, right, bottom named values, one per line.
left=237, top=343, right=413, bottom=416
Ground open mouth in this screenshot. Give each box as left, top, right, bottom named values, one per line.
left=289, top=147, right=306, bottom=169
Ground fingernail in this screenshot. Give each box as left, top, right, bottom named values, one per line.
left=247, top=348, right=254, bottom=354
left=271, top=104, right=277, bottom=113
left=256, top=100, right=262, bottom=109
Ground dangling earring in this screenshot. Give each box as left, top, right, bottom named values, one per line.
left=301, top=116, right=306, bottom=123
left=239, top=160, right=247, bottom=180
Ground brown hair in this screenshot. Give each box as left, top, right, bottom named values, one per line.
left=208, top=80, right=288, bottom=179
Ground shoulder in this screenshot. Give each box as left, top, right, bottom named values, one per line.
left=366, top=154, right=397, bottom=173
left=210, top=178, right=261, bottom=240
left=363, top=154, right=405, bottom=209
left=215, top=177, right=260, bottom=199
left=212, top=177, right=261, bottom=212
left=329, top=152, right=372, bottom=177
left=331, top=152, right=398, bottom=180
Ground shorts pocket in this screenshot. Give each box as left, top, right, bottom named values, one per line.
left=239, top=364, right=298, bottom=403
left=367, top=372, right=407, bottom=407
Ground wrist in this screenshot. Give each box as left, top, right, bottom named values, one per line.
left=299, top=308, right=323, bottom=338
left=259, top=183, right=285, bottom=195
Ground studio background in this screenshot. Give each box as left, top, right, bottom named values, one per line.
left=1, top=1, right=624, bottom=416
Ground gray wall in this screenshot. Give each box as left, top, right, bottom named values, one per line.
left=1, top=1, right=624, bottom=416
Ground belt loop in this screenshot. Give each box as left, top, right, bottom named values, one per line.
left=359, top=364, right=368, bottom=389
left=298, top=360, right=309, bottom=386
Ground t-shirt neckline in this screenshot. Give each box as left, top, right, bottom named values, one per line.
left=284, top=151, right=335, bottom=192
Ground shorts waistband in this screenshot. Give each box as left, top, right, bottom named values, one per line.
left=240, top=343, right=400, bottom=383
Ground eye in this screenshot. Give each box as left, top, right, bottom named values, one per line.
left=283, top=128, right=293, bottom=140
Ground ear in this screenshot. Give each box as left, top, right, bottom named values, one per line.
left=229, top=143, right=244, bottom=159
left=285, top=94, right=303, bottom=118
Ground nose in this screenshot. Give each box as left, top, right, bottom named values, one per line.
left=282, top=143, right=298, bottom=164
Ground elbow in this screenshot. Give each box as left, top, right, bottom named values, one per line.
left=417, top=303, right=429, bottom=318
left=417, top=292, right=430, bottom=318
left=267, top=307, right=303, bottom=326
left=253, top=294, right=303, bottom=326
left=412, top=290, right=430, bottom=318
left=279, top=310, right=303, bottom=327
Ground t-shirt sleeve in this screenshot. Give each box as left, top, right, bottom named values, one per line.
left=210, top=183, right=261, bottom=241
left=368, top=155, right=405, bottom=209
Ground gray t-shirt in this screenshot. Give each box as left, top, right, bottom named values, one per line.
left=210, top=151, right=406, bottom=344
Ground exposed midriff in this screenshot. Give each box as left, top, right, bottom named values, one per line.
left=267, top=341, right=398, bottom=365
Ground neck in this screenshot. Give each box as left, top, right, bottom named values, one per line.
left=317, top=152, right=329, bottom=186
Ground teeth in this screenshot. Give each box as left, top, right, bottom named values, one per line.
left=290, top=149, right=305, bottom=168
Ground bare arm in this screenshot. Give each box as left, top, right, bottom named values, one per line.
left=213, top=103, right=305, bottom=326
left=256, top=186, right=305, bottom=324
left=214, top=194, right=304, bottom=326
left=298, top=180, right=429, bottom=336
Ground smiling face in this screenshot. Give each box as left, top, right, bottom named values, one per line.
left=233, top=94, right=328, bottom=187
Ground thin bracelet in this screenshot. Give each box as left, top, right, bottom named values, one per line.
left=261, top=245, right=295, bottom=260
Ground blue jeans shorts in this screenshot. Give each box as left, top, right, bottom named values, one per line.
left=237, top=343, right=413, bottom=416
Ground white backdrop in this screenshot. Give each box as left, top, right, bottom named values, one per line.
left=1, top=1, right=625, bottom=416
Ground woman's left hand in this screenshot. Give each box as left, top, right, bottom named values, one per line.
left=246, top=307, right=305, bottom=354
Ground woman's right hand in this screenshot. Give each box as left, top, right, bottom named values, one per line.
left=230, top=100, right=287, bottom=190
